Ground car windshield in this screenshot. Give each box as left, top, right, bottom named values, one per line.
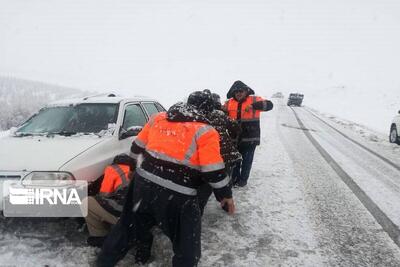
left=16, top=103, right=119, bottom=136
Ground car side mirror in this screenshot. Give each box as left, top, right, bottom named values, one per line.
left=119, top=126, right=143, bottom=140
left=398, top=110, right=400, bottom=114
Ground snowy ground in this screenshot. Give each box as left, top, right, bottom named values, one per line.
left=299, top=87, right=400, bottom=135
left=1, top=100, right=400, bottom=266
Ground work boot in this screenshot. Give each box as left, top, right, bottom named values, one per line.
left=235, top=180, right=247, bottom=187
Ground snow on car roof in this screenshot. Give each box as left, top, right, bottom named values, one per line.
left=47, top=94, right=157, bottom=107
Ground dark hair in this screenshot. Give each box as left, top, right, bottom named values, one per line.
left=113, top=154, right=136, bottom=169
left=187, top=90, right=214, bottom=112
left=211, top=93, right=222, bottom=110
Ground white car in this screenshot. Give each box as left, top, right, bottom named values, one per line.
left=390, top=110, right=400, bottom=145
left=0, top=94, right=165, bottom=207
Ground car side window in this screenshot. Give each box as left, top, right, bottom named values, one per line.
left=155, top=102, right=166, bottom=112
left=142, top=102, right=161, bottom=117
left=122, top=104, right=147, bottom=130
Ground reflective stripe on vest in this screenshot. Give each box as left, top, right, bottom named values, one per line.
left=146, top=150, right=201, bottom=170
left=208, top=175, right=230, bottom=189
left=183, top=125, right=213, bottom=166
left=135, top=138, right=146, bottom=148
left=130, top=151, right=139, bottom=159
left=104, top=198, right=123, bottom=212
left=136, top=167, right=197, bottom=196
left=111, top=165, right=128, bottom=186
left=146, top=150, right=225, bottom=172
left=145, top=124, right=222, bottom=172
left=227, top=96, right=261, bottom=122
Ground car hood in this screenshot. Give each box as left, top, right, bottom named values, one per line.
left=0, top=135, right=106, bottom=172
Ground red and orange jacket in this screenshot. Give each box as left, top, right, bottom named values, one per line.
left=130, top=103, right=232, bottom=200
left=99, top=164, right=131, bottom=194
left=95, top=163, right=132, bottom=216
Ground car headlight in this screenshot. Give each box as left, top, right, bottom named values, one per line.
left=23, top=172, right=75, bottom=181
left=21, top=172, right=75, bottom=187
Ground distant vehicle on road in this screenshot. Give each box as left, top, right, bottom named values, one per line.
left=287, top=93, right=304, bottom=106
left=389, top=110, right=400, bottom=145
left=272, top=92, right=284, bottom=98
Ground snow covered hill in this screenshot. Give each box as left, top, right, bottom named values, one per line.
left=0, top=76, right=90, bottom=130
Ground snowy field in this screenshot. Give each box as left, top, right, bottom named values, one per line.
left=1, top=100, right=400, bottom=266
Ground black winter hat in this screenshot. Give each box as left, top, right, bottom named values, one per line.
left=227, top=80, right=255, bottom=99
left=113, top=154, right=136, bottom=170
left=211, top=93, right=222, bottom=109
left=187, top=90, right=214, bottom=112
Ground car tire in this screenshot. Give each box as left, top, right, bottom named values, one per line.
left=389, top=125, right=400, bottom=145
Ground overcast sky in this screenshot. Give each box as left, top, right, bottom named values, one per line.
left=1, top=0, right=400, bottom=107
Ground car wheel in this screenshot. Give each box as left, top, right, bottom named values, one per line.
left=389, top=125, right=400, bottom=145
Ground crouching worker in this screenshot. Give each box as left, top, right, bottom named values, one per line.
left=81, top=154, right=135, bottom=247
left=97, top=91, right=235, bottom=267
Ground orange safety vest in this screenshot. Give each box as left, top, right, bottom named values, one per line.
left=133, top=112, right=227, bottom=196
left=100, top=164, right=131, bottom=194
left=225, top=95, right=264, bottom=122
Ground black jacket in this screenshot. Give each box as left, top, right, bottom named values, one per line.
left=207, top=109, right=242, bottom=168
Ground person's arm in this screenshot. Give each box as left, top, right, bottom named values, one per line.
left=197, top=128, right=235, bottom=214
left=130, top=114, right=155, bottom=160
left=251, top=96, right=273, bottom=111
left=225, top=117, right=241, bottom=139
left=99, top=166, right=116, bottom=194
left=222, top=100, right=229, bottom=114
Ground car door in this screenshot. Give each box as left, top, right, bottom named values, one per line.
left=117, top=103, right=148, bottom=155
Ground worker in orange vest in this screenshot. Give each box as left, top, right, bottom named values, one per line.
left=98, top=91, right=235, bottom=267
left=224, top=80, right=273, bottom=187
left=81, top=154, right=135, bottom=247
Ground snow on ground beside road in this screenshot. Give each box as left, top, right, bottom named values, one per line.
left=298, top=86, right=400, bottom=134
left=307, top=107, right=387, bottom=143
left=305, top=106, right=400, bottom=167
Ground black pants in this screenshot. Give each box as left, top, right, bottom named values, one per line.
left=232, top=144, right=257, bottom=185
left=98, top=174, right=202, bottom=267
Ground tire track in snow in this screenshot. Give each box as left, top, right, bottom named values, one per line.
left=303, top=107, right=400, bottom=173
left=291, top=107, right=400, bottom=249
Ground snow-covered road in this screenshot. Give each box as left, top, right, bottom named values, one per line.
left=1, top=100, right=400, bottom=266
